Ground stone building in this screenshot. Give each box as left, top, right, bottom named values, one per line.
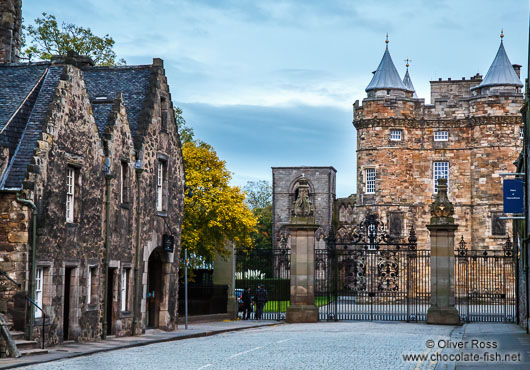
left=273, top=35, right=523, bottom=253
left=0, top=1, right=184, bottom=354
left=351, top=34, right=523, bottom=250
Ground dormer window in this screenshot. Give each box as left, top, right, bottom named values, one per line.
left=434, top=131, right=449, bottom=141
left=390, top=129, right=402, bottom=141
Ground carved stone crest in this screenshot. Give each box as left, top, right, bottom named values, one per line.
left=291, top=177, right=315, bottom=223
left=430, top=178, right=454, bottom=225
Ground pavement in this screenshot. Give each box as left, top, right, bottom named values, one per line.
left=2, top=320, right=530, bottom=369
left=0, top=319, right=280, bottom=369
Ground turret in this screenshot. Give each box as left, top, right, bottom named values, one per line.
left=0, top=0, right=22, bottom=64
left=471, top=31, right=523, bottom=95
left=365, top=35, right=413, bottom=98
left=402, top=58, right=418, bottom=98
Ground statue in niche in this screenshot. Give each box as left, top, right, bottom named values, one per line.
left=292, top=179, right=314, bottom=218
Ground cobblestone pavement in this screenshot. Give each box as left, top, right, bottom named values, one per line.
left=24, top=322, right=460, bottom=370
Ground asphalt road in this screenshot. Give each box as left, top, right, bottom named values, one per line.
left=25, top=322, right=460, bottom=370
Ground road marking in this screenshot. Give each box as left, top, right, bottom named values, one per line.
left=197, top=365, right=212, bottom=370
left=229, top=346, right=263, bottom=358
left=276, top=339, right=293, bottom=343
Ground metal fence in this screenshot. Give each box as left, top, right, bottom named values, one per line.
left=235, top=248, right=290, bottom=320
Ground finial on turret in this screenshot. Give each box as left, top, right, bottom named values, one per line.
left=385, top=33, right=389, bottom=44
left=500, top=29, right=504, bottom=40
left=405, top=57, right=411, bottom=69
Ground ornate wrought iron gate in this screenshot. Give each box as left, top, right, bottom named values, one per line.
left=235, top=248, right=290, bottom=320
left=315, top=215, right=430, bottom=321
left=455, top=237, right=516, bottom=322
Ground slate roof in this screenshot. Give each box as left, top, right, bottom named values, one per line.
left=0, top=65, right=63, bottom=190
left=366, top=46, right=408, bottom=92
left=0, top=62, right=155, bottom=190
left=83, top=66, right=152, bottom=136
left=403, top=69, right=418, bottom=98
left=0, top=63, right=49, bottom=130
left=473, top=40, right=523, bottom=90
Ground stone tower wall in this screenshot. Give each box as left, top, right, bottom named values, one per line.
left=0, top=0, right=22, bottom=64
left=354, top=90, right=523, bottom=250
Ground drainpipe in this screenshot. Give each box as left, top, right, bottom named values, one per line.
left=15, top=193, right=37, bottom=341
left=133, top=156, right=144, bottom=336
left=102, top=157, right=112, bottom=340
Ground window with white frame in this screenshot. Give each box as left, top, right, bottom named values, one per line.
left=434, top=131, right=449, bottom=141
left=365, top=168, right=375, bottom=194
left=35, top=267, right=43, bottom=318
left=156, top=160, right=167, bottom=212
left=121, top=268, right=129, bottom=311
left=120, top=161, right=129, bottom=204
left=390, top=129, right=402, bottom=141
left=66, top=167, right=75, bottom=222
left=520, top=127, right=524, bottom=140
left=433, top=161, right=449, bottom=193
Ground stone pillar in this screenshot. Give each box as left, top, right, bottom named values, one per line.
left=212, top=243, right=237, bottom=319
left=286, top=225, right=319, bottom=323
left=426, top=178, right=460, bottom=325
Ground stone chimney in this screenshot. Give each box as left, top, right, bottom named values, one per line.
left=0, top=0, right=22, bottom=64
left=513, top=64, right=522, bottom=79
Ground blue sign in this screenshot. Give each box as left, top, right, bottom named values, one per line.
left=503, top=179, right=524, bottom=214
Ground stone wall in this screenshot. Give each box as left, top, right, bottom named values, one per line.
left=0, top=0, right=22, bottom=64
left=353, top=87, right=523, bottom=251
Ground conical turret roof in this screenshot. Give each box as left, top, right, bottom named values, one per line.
left=366, top=43, right=408, bottom=92
left=474, top=37, right=522, bottom=90
left=403, top=69, right=417, bottom=98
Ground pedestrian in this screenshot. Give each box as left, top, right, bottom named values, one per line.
left=255, top=284, right=268, bottom=320
left=242, top=287, right=252, bottom=320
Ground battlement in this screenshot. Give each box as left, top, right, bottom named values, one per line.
left=430, top=73, right=482, bottom=102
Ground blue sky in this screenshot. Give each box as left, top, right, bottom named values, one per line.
left=24, top=0, right=529, bottom=197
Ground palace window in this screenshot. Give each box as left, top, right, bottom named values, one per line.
left=35, top=267, right=43, bottom=318
left=365, top=168, right=375, bottom=194
left=121, top=268, right=130, bottom=312
left=156, top=159, right=168, bottom=212
left=120, top=161, right=129, bottom=204
left=390, top=129, right=402, bottom=141
left=434, top=131, right=449, bottom=141
left=66, top=167, right=78, bottom=223
left=433, top=161, right=449, bottom=193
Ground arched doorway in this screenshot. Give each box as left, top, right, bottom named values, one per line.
left=147, top=247, right=165, bottom=328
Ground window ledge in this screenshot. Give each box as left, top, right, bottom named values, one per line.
left=156, top=211, right=168, bottom=218
left=490, top=235, right=508, bottom=239
left=86, top=303, right=98, bottom=311
left=120, top=311, right=132, bottom=318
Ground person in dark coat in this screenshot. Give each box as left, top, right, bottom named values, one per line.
left=254, top=284, right=268, bottom=320
left=242, top=287, right=252, bottom=320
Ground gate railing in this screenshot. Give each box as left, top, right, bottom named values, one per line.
left=454, top=237, right=515, bottom=323
left=235, top=248, right=290, bottom=320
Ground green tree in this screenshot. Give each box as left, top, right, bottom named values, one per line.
left=174, top=107, right=195, bottom=144
left=244, top=181, right=273, bottom=249
left=24, top=13, right=125, bottom=66
left=182, top=141, right=257, bottom=264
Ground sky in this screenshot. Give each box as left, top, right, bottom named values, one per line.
left=24, top=0, right=530, bottom=197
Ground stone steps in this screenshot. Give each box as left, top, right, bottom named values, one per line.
left=20, top=348, right=48, bottom=357
left=15, top=339, right=39, bottom=351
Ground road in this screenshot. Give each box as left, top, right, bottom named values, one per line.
left=26, top=322, right=460, bottom=370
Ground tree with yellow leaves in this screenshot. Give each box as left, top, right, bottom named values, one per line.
left=181, top=140, right=257, bottom=264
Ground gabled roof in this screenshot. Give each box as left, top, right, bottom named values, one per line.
left=366, top=45, right=408, bottom=92
left=83, top=66, right=152, bottom=137
left=0, top=65, right=63, bottom=190
left=474, top=39, right=523, bottom=90
left=403, top=69, right=417, bottom=98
